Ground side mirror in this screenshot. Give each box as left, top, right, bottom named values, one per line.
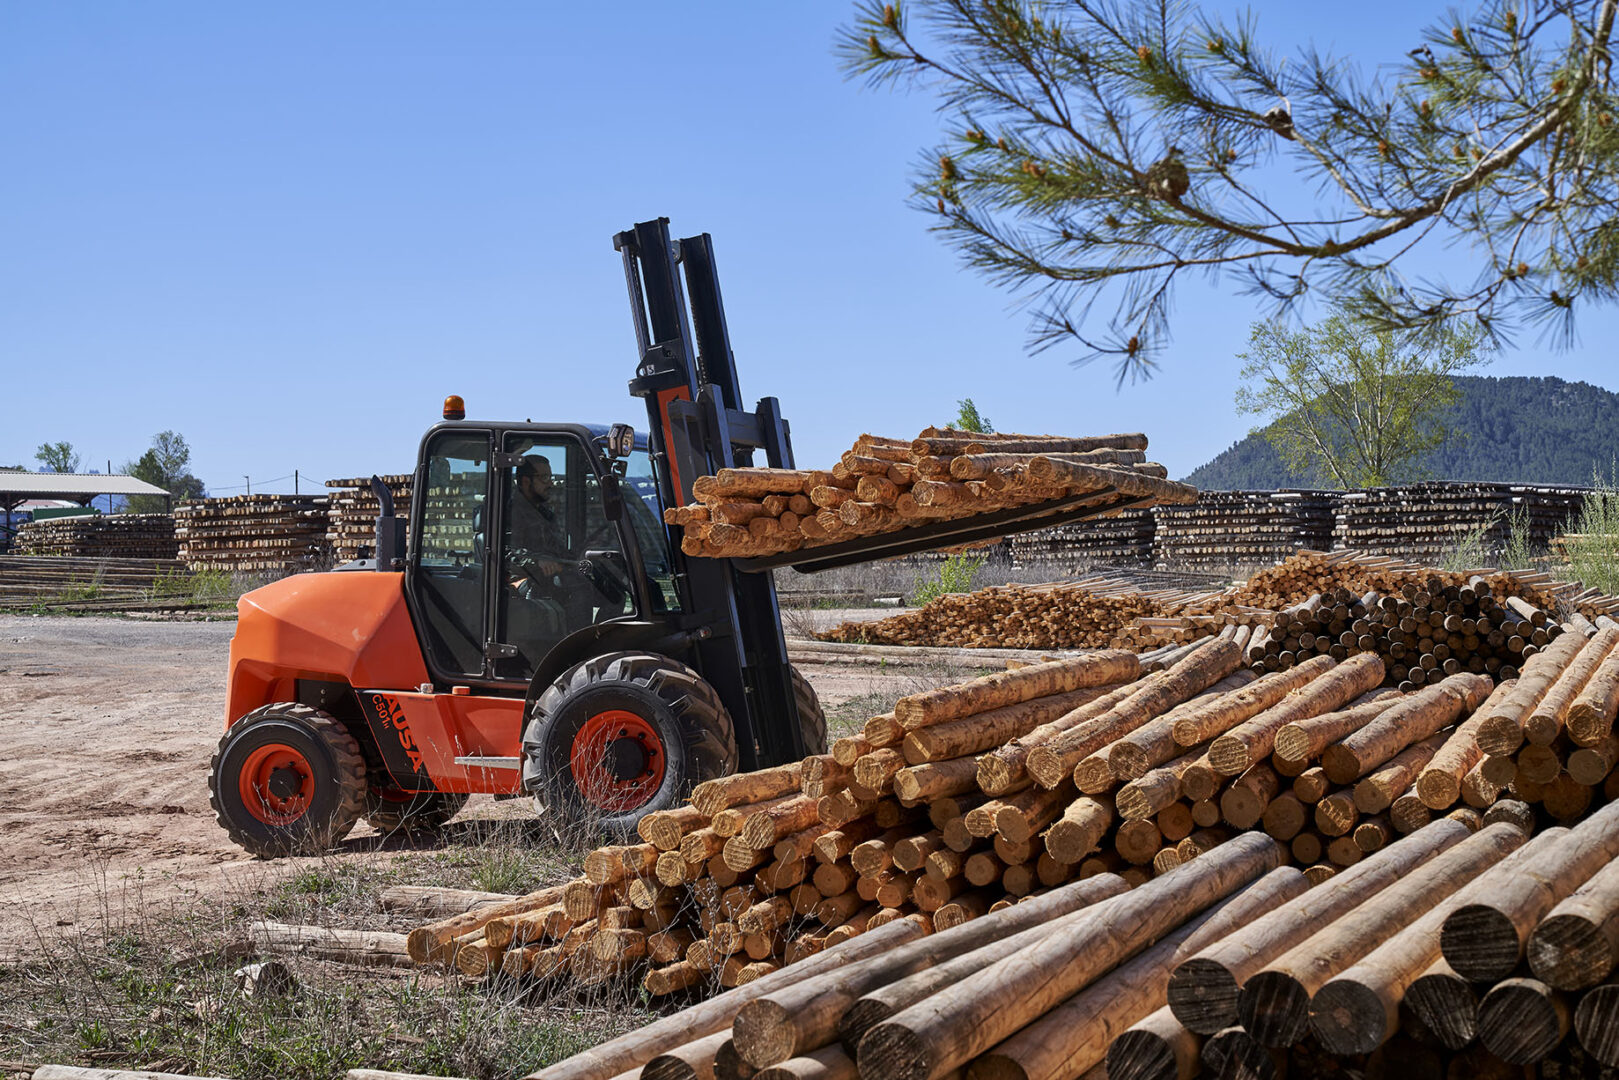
left=599, top=471, right=624, bottom=522
left=606, top=423, right=635, bottom=459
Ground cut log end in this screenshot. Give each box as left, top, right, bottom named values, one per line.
left=1166, top=957, right=1242, bottom=1036
left=732, top=999, right=802, bottom=1069
left=1477, top=978, right=1569, bottom=1065
left=1528, top=913, right=1615, bottom=991
left=1403, top=968, right=1479, bottom=1051
left=1307, top=978, right=1391, bottom=1057
left=856, top=1021, right=932, bottom=1080
left=1440, top=903, right=1527, bottom=983
left=1236, top=968, right=1311, bottom=1049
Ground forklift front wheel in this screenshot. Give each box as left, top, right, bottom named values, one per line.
left=208, top=704, right=367, bottom=858
left=522, top=652, right=737, bottom=838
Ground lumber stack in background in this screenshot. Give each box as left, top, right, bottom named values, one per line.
left=1332, top=482, right=1589, bottom=564
left=12, top=513, right=178, bottom=559
left=325, top=475, right=413, bottom=563
left=668, top=429, right=1196, bottom=560
left=174, top=494, right=330, bottom=574
left=1150, top=489, right=1338, bottom=572
left=1006, top=507, right=1156, bottom=569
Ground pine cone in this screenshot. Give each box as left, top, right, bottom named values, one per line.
left=1144, top=149, right=1189, bottom=203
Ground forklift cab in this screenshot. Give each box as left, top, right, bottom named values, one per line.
left=406, top=421, right=680, bottom=691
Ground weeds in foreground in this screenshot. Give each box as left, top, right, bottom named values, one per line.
left=1563, top=469, right=1619, bottom=595
left=0, top=818, right=646, bottom=1079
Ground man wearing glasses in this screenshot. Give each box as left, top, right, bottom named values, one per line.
left=508, top=455, right=571, bottom=592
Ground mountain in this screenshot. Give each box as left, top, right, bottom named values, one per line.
left=1184, top=376, right=1619, bottom=490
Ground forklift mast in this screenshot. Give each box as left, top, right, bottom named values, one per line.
left=613, top=218, right=806, bottom=772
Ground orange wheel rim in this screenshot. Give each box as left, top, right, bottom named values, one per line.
left=238, top=743, right=315, bottom=825
left=570, top=709, right=665, bottom=814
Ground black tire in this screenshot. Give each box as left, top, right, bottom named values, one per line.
left=789, top=663, right=828, bottom=756
left=364, top=788, right=469, bottom=835
left=208, top=703, right=367, bottom=858
left=522, top=652, right=737, bottom=838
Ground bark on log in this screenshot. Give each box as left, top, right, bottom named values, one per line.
left=407, top=881, right=573, bottom=964
left=523, top=917, right=926, bottom=1080
left=1236, top=821, right=1526, bottom=1047
left=1103, top=672, right=1261, bottom=780
left=1209, top=654, right=1385, bottom=777
left=1320, top=673, right=1492, bottom=786
left=730, top=872, right=1133, bottom=1067
left=1269, top=692, right=1404, bottom=765
left=1166, top=819, right=1472, bottom=1035
left=252, top=921, right=414, bottom=968
left=1528, top=856, right=1619, bottom=989
left=973, top=868, right=1308, bottom=1080
left=1475, top=632, right=1589, bottom=756
left=380, top=885, right=514, bottom=920
left=1352, top=731, right=1450, bottom=815
left=901, top=686, right=1120, bottom=765
left=751, top=1045, right=857, bottom=1080
left=642, top=1031, right=734, bottom=1080
left=1171, top=658, right=1340, bottom=751
left=1569, top=639, right=1619, bottom=746
left=694, top=766, right=805, bottom=817
left=977, top=682, right=1148, bottom=795
left=1441, top=800, right=1619, bottom=981
left=1306, top=829, right=1550, bottom=1054
left=853, top=833, right=1285, bottom=1080
left=1524, top=626, right=1619, bottom=745
left=1415, top=679, right=1519, bottom=809
left=892, top=652, right=1141, bottom=731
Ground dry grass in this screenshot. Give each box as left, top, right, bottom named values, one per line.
left=0, top=821, right=656, bottom=1080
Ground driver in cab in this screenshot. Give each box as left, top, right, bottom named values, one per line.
left=508, top=455, right=572, bottom=594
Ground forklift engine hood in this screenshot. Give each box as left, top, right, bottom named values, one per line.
left=225, top=571, right=430, bottom=725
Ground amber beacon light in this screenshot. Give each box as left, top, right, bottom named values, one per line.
left=442, top=394, right=466, bottom=421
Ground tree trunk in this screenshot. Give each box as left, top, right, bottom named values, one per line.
left=380, top=885, right=514, bottom=920
left=1524, top=626, right=1619, bottom=745
left=901, top=686, right=1122, bottom=764
left=1270, top=691, right=1404, bottom=765
left=893, top=652, right=1141, bottom=731
left=1415, top=679, right=1519, bottom=809
left=1475, top=977, right=1570, bottom=1065
left=1170, top=657, right=1339, bottom=750
left=1321, top=673, right=1492, bottom=786
left=407, top=881, right=574, bottom=964
left=1475, top=632, right=1589, bottom=756
left=251, top=921, right=414, bottom=969
left=1208, top=654, right=1385, bottom=777
left=1528, top=856, right=1619, bottom=990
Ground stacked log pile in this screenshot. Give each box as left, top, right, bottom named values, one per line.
left=1240, top=576, right=1577, bottom=691
left=1005, top=508, right=1156, bottom=568
left=1332, top=482, right=1587, bottom=562
left=326, top=475, right=412, bottom=563
left=815, top=574, right=1223, bottom=651
left=173, top=495, right=330, bottom=574
left=1151, top=489, right=1338, bottom=571
left=12, top=513, right=177, bottom=559
left=668, top=429, right=1196, bottom=560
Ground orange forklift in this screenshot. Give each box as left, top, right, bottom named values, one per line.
left=209, top=218, right=1138, bottom=856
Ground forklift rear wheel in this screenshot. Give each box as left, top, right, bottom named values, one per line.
left=789, top=663, right=828, bottom=755
left=522, top=652, right=737, bottom=838
left=364, top=787, right=469, bottom=835
left=208, top=703, right=367, bottom=858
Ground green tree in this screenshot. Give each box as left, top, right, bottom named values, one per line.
left=839, top=1, right=1619, bottom=381
left=952, top=397, right=994, bottom=433
left=35, top=441, right=81, bottom=473
left=1234, top=315, right=1487, bottom=488
left=124, top=431, right=206, bottom=513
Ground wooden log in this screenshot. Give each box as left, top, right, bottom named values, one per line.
left=892, top=652, right=1141, bottom=731
left=750, top=1044, right=856, bottom=1080
left=1103, top=1006, right=1200, bottom=1080
left=1209, top=653, right=1385, bottom=777
left=1352, top=731, right=1450, bottom=814
left=903, top=685, right=1122, bottom=765
left=977, top=682, right=1146, bottom=795
left=694, top=765, right=804, bottom=817
left=1524, top=626, right=1619, bottom=745
left=1219, top=763, right=1279, bottom=830
left=1166, top=660, right=1340, bottom=751
left=1475, top=977, right=1570, bottom=1065
left=1043, top=796, right=1114, bottom=864
left=1475, top=631, right=1589, bottom=756
left=1027, top=640, right=1244, bottom=788
left=730, top=872, right=1134, bottom=1068
left=1269, top=690, right=1403, bottom=766
left=743, top=797, right=823, bottom=850
left=252, top=921, right=414, bottom=968
left=973, top=867, right=1309, bottom=1080
left=406, top=880, right=573, bottom=964
left=641, top=1031, right=734, bottom=1080
left=1306, top=827, right=1550, bottom=1054
left=852, top=833, right=1285, bottom=1080
left=524, top=917, right=926, bottom=1080
left=379, top=885, right=513, bottom=920
left=1569, top=637, right=1619, bottom=746
left=1402, top=956, right=1481, bottom=1051
left=1528, top=856, right=1619, bottom=989
left=1166, top=818, right=1472, bottom=1035
left=1415, top=679, right=1519, bottom=809
left=1320, top=673, right=1492, bottom=786
left=1574, top=979, right=1619, bottom=1067
left=1441, top=801, right=1619, bottom=981
left=1116, top=744, right=1211, bottom=821
left=1236, top=821, right=1526, bottom=1047
left=893, top=757, right=980, bottom=804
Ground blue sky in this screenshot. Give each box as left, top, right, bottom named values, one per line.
left=5, top=2, right=1616, bottom=495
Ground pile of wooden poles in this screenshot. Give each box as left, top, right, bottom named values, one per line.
left=815, top=574, right=1214, bottom=651
left=174, top=494, right=331, bottom=574
left=667, top=429, right=1195, bottom=559
left=513, top=806, right=1619, bottom=1080
left=12, top=513, right=178, bottom=559
left=326, top=475, right=412, bottom=563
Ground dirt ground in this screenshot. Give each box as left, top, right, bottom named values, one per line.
left=0, top=611, right=922, bottom=952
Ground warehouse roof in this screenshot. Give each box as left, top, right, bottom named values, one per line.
left=0, top=472, right=170, bottom=505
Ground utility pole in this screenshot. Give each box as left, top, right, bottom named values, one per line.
left=244, top=475, right=251, bottom=496
left=294, top=469, right=299, bottom=495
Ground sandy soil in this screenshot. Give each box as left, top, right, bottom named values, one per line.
left=0, top=614, right=920, bottom=951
